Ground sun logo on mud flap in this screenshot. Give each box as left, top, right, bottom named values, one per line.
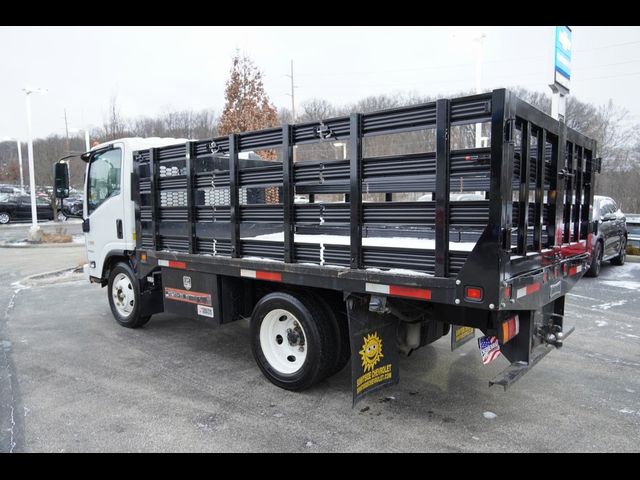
left=359, top=332, right=384, bottom=373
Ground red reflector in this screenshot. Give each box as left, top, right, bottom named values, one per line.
left=388, top=285, right=431, bottom=300
left=465, top=286, right=483, bottom=301
left=169, top=260, right=187, bottom=269
left=255, top=271, right=282, bottom=282
left=569, top=266, right=577, bottom=276
left=526, top=282, right=541, bottom=295
left=464, top=155, right=473, bottom=161
left=504, top=285, right=511, bottom=299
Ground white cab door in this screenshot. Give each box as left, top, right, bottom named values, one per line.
left=84, top=145, right=126, bottom=280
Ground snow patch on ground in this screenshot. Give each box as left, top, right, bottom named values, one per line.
left=591, top=300, right=627, bottom=311
left=611, top=262, right=640, bottom=279
left=482, top=411, right=497, bottom=420
left=595, top=320, right=608, bottom=327
left=567, top=293, right=601, bottom=302
left=600, top=280, right=640, bottom=291
left=616, top=407, right=640, bottom=416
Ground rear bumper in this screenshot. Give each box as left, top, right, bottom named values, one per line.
left=490, top=325, right=575, bottom=390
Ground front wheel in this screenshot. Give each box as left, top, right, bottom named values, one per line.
left=586, top=241, right=603, bottom=277
left=107, top=262, right=150, bottom=328
left=57, top=211, right=67, bottom=222
left=250, top=292, right=338, bottom=391
left=0, top=212, right=10, bottom=224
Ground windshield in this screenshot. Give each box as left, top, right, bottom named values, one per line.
left=87, top=148, right=122, bottom=214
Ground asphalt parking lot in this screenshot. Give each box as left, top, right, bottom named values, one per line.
left=1, top=243, right=639, bottom=452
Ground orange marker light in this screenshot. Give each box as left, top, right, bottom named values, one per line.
left=501, top=315, right=520, bottom=344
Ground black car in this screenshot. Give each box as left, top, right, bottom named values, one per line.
left=586, top=195, right=627, bottom=277
left=0, top=194, right=54, bottom=224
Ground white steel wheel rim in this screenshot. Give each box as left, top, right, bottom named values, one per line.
left=260, top=309, right=308, bottom=375
left=112, top=273, right=135, bottom=317
left=0, top=213, right=9, bottom=224
left=58, top=212, right=67, bottom=221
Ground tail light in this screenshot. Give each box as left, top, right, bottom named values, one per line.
left=500, top=315, right=520, bottom=344
left=465, top=286, right=483, bottom=302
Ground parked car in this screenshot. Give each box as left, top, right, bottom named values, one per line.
left=626, top=213, right=640, bottom=249
left=0, top=194, right=54, bottom=224
left=58, top=196, right=84, bottom=221
left=586, top=195, right=627, bottom=277
left=0, top=184, right=23, bottom=194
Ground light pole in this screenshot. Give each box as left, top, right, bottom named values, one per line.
left=69, top=127, right=91, bottom=152
left=1, top=137, right=24, bottom=193
left=67, top=127, right=91, bottom=191
left=23, top=86, right=48, bottom=241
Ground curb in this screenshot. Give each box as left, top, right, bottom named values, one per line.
left=0, top=241, right=85, bottom=249
left=627, top=255, right=640, bottom=263
left=0, top=219, right=82, bottom=229
left=24, top=265, right=85, bottom=282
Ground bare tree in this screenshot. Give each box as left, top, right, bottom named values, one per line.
left=100, top=95, right=128, bottom=141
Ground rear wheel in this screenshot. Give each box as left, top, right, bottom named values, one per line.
left=315, top=295, right=350, bottom=376
left=0, top=212, right=10, bottom=224
left=250, top=292, right=337, bottom=391
left=57, top=211, right=67, bottom=222
left=107, top=262, right=150, bottom=328
left=586, top=241, right=603, bottom=277
left=611, top=238, right=626, bottom=266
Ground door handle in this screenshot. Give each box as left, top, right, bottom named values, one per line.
left=116, top=219, right=123, bottom=239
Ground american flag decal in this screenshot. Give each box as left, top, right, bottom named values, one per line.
left=478, top=336, right=501, bottom=365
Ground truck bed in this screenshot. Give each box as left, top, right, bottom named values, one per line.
left=133, top=89, right=598, bottom=311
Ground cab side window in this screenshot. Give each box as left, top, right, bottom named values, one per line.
left=88, top=148, right=122, bottom=215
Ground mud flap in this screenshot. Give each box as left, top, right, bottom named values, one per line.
left=346, top=294, right=399, bottom=407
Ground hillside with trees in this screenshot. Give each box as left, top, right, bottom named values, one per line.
left=1, top=53, right=638, bottom=211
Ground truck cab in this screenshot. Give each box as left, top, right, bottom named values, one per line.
left=82, top=138, right=187, bottom=284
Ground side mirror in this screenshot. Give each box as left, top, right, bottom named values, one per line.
left=54, top=162, right=70, bottom=199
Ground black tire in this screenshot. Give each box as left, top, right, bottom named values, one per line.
left=611, top=238, right=626, bottom=266
left=586, top=241, right=603, bottom=277
left=315, top=295, right=350, bottom=377
left=250, top=292, right=338, bottom=391
left=107, top=262, right=151, bottom=328
left=0, top=212, right=10, bottom=225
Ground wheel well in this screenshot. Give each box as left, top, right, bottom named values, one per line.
left=251, top=282, right=346, bottom=319
left=100, top=253, right=133, bottom=287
